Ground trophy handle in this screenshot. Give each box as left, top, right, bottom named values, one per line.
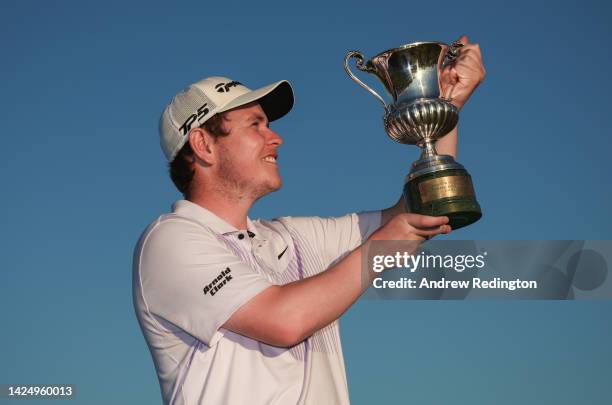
left=441, top=40, right=464, bottom=102
left=344, top=51, right=389, bottom=113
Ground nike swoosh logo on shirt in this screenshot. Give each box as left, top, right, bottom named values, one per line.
left=277, top=246, right=288, bottom=260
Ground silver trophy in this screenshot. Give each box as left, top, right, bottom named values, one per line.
left=344, top=41, right=482, bottom=230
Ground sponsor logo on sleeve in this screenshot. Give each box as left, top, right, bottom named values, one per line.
left=203, top=267, right=233, bottom=296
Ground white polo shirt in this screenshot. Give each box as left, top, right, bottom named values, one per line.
left=132, top=200, right=381, bottom=405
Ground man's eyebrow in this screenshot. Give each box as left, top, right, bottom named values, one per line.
left=247, top=113, right=268, bottom=123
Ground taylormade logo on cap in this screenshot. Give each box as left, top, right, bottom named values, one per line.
left=159, top=76, right=294, bottom=162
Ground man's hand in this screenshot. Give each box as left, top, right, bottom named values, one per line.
left=372, top=213, right=451, bottom=242
left=440, top=35, right=486, bottom=111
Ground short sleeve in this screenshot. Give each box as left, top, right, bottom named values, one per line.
left=279, top=210, right=381, bottom=269
left=136, top=218, right=272, bottom=345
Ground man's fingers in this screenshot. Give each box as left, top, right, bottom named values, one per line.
left=452, top=46, right=486, bottom=84
left=457, top=35, right=469, bottom=46
left=456, top=50, right=483, bottom=66
left=441, top=65, right=458, bottom=86
left=404, top=214, right=449, bottom=228
left=450, top=67, right=459, bottom=84
left=414, top=224, right=452, bottom=236
left=374, top=213, right=451, bottom=242
left=460, top=44, right=481, bottom=54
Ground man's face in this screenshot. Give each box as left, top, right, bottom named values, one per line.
left=213, top=102, right=284, bottom=200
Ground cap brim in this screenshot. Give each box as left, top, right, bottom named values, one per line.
left=218, top=80, right=294, bottom=122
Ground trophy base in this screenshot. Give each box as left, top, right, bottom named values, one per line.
left=404, top=167, right=482, bottom=230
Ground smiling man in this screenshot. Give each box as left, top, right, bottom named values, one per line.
left=133, top=36, right=485, bottom=405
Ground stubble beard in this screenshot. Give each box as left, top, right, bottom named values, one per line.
left=216, top=153, right=280, bottom=203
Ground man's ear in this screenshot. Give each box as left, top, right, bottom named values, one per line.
left=188, top=127, right=216, bottom=166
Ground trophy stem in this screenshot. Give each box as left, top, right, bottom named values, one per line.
left=419, top=139, right=438, bottom=160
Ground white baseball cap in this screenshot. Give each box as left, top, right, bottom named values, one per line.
left=159, top=76, right=294, bottom=162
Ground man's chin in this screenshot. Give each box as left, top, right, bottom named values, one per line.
left=267, top=180, right=282, bottom=194
left=253, top=179, right=282, bottom=201
left=268, top=175, right=282, bottom=191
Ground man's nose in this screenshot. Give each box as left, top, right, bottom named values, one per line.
left=266, top=128, right=283, bottom=146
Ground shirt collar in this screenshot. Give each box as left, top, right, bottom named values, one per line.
left=172, top=200, right=258, bottom=236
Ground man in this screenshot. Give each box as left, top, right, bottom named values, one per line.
left=133, top=36, right=485, bottom=404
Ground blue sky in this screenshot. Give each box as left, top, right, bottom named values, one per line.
left=1, top=0, right=611, bottom=404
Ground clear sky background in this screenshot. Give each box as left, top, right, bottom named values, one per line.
left=1, top=0, right=611, bottom=404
